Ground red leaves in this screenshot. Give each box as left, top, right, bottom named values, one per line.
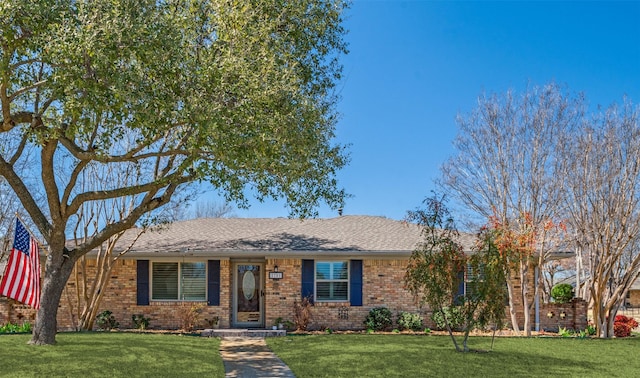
left=486, top=211, right=566, bottom=260
left=613, top=315, right=638, bottom=337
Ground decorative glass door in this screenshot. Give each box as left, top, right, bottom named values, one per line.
left=233, top=263, right=263, bottom=327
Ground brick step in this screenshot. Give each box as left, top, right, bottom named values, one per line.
left=201, top=328, right=287, bottom=338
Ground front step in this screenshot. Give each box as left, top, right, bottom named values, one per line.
left=201, top=328, right=287, bottom=338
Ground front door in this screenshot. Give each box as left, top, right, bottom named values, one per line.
left=233, top=263, right=264, bottom=328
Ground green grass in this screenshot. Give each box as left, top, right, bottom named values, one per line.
left=267, top=334, right=640, bottom=377
left=0, top=332, right=224, bottom=377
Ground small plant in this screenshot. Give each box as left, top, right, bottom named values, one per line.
left=392, top=328, right=400, bottom=333
left=430, top=306, right=464, bottom=331
left=614, top=314, right=639, bottom=338
left=96, top=310, right=119, bottom=331
left=424, top=327, right=431, bottom=334
left=397, top=311, right=424, bottom=332
left=293, top=296, right=313, bottom=331
left=132, top=314, right=150, bottom=330
left=364, top=307, right=393, bottom=332
left=551, top=284, right=574, bottom=303
left=205, top=316, right=220, bottom=328
left=0, top=322, right=31, bottom=334
left=586, top=322, right=597, bottom=336
left=325, top=328, right=333, bottom=334
left=178, top=303, right=205, bottom=331
left=366, top=328, right=374, bottom=334
left=558, top=326, right=573, bottom=338
left=576, top=330, right=588, bottom=339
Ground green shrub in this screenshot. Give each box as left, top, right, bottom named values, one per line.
left=132, top=314, right=150, bottom=330
left=551, top=284, right=574, bottom=303
left=364, top=307, right=393, bottom=331
left=0, top=322, right=31, bottom=334
left=397, top=311, right=424, bottom=332
left=96, top=310, right=119, bottom=331
left=431, top=306, right=464, bottom=331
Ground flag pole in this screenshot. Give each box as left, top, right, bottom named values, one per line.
left=0, top=216, right=16, bottom=266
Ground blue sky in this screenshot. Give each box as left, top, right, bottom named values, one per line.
left=225, top=0, right=640, bottom=220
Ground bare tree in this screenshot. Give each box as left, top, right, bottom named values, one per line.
left=440, top=83, right=582, bottom=335
left=562, top=101, right=640, bottom=337
left=65, top=156, right=171, bottom=330
left=192, top=201, right=236, bottom=219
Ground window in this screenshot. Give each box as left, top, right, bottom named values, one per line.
left=315, top=261, right=349, bottom=301
left=152, top=262, right=206, bottom=300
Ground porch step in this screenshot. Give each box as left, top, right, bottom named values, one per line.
left=201, top=328, right=287, bottom=338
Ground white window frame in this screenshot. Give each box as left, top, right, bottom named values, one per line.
left=151, top=261, right=207, bottom=301
left=315, top=260, right=349, bottom=302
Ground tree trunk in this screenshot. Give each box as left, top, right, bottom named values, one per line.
left=521, top=260, right=532, bottom=336
left=505, top=272, right=520, bottom=335
left=29, top=252, right=76, bottom=345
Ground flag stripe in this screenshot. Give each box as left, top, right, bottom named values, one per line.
left=0, top=219, right=42, bottom=309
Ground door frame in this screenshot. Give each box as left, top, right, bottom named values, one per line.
left=231, top=261, right=265, bottom=328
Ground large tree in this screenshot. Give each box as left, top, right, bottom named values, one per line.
left=440, top=83, right=581, bottom=335
left=562, top=102, right=640, bottom=337
left=0, top=0, right=349, bottom=345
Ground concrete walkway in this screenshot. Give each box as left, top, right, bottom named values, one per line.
left=219, top=337, right=296, bottom=378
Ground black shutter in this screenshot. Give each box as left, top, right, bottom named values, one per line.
left=136, top=260, right=150, bottom=305
left=301, top=259, right=315, bottom=303
left=207, top=260, right=221, bottom=306
left=350, top=260, right=363, bottom=306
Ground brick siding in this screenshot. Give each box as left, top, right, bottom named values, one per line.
left=1, top=256, right=587, bottom=332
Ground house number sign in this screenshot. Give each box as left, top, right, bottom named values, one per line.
left=269, top=271, right=283, bottom=280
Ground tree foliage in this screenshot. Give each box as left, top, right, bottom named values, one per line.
left=0, top=0, right=349, bottom=345
left=405, top=194, right=507, bottom=352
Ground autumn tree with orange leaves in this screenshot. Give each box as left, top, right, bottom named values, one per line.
left=486, top=212, right=566, bottom=336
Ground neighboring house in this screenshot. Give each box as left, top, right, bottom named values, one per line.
left=1, top=215, right=586, bottom=331
left=626, top=279, right=640, bottom=308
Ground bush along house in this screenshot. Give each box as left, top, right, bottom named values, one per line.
left=1, top=215, right=587, bottom=332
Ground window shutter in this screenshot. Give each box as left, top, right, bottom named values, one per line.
left=301, top=259, right=315, bottom=303
left=349, top=260, right=363, bottom=306
left=137, top=260, right=150, bottom=305
left=207, top=260, right=220, bottom=306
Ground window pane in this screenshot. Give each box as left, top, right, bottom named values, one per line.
left=331, top=282, right=348, bottom=300
left=333, top=262, right=348, bottom=279
left=181, top=262, right=206, bottom=300
left=152, top=262, right=178, bottom=300
left=316, top=282, right=331, bottom=300
left=316, top=262, right=331, bottom=279
left=316, top=282, right=348, bottom=301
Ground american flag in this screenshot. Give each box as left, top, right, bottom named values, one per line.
left=0, top=218, right=41, bottom=309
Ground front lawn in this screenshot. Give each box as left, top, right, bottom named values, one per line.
left=267, top=334, right=640, bottom=377
left=0, top=332, right=224, bottom=377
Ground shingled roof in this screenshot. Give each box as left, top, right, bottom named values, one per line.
left=116, top=215, right=431, bottom=258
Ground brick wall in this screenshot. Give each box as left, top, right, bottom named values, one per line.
left=265, top=258, right=423, bottom=331
left=628, top=290, right=640, bottom=307
left=2, top=255, right=588, bottom=333
left=57, top=258, right=230, bottom=331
